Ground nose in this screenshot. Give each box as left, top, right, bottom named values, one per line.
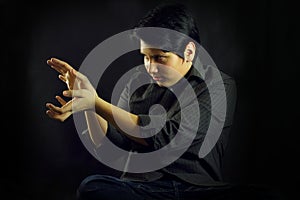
left=146, top=60, right=158, bottom=74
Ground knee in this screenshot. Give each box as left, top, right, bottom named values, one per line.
left=76, top=175, right=123, bottom=200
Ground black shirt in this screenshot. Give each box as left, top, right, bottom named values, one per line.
left=92, top=64, right=236, bottom=186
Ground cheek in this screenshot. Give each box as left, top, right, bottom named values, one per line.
left=144, top=58, right=149, bottom=66
left=162, top=61, right=181, bottom=72
left=158, top=66, right=175, bottom=77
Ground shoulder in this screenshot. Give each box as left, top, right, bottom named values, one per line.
left=187, top=65, right=236, bottom=104
left=129, top=66, right=151, bottom=84
left=192, top=65, right=235, bottom=90
left=124, top=66, right=153, bottom=94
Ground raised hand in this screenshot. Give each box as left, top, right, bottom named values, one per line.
left=47, top=57, right=77, bottom=90
left=46, top=61, right=98, bottom=121
left=63, top=69, right=98, bottom=112
left=46, top=96, right=72, bottom=122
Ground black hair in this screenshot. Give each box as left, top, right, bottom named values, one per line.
left=132, top=3, right=200, bottom=58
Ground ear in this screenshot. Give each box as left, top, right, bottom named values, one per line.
left=184, top=42, right=196, bottom=63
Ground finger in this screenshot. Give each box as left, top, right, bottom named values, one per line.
left=63, top=89, right=88, bottom=98
left=60, top=112, right=72, bottom=122
left=58, top=74, right=67, bottom=83
left=46, top=102, right=72, bottom=114
left=46, top=103, right=61, bottom=113
left=47, top=60, right=66, bottom=74
left=60, top=99, right=73, bottom=113
left=51, top=58, right=73, bottom=72
left=46, top=109, right=71, bottom=122
left=46, top=109, right=64, bottom=120
left=64, top=71, right=73, bottom=88
left=55, top=96, right=67, bottom=106
left=46, top=109, right=59, bottom=118
left=58, top=71, right=74, bottom=89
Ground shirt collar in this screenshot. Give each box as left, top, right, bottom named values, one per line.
left=135, top=64, right=204, bottom=87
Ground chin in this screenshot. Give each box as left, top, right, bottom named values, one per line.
left=156, top=81, right=165, bottom=87
left=156, top=81, right=171, bottom=88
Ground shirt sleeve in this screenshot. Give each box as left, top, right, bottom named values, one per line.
left=137, top=80, right=212, bottom=151
left=101, top=83, right=132, bottom=151
left=137, top=78, right=236, bottom=152
left=117, top=81, right=130, bottom=111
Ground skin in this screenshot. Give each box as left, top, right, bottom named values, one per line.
left=45, top=41, right=196, bottom=147
left=141, top=40, right=194, bottom=87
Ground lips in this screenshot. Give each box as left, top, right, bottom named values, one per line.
left=153, top=76, right=163, bottom=81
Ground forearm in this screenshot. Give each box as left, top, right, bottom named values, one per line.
left=94, top=97, right=148, bottom=146
left=84, top=110, right=108, bottom=147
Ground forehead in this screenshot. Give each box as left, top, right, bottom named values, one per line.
left=140, top=40, right=166, bottom=55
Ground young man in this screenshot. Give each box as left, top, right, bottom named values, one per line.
left=46, top=3, right=237, bottom=200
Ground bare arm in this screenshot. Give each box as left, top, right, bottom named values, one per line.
left=94, top=97, right=147, bottom=146
left=84, top=111, right=108, bottom=147
left=46, top=58, right=108, bottom=147
left=46, top=57, right=148, bottom=146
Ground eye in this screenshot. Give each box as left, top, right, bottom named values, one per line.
left=154, top=55, right=167, bottom=63
left=144, top=55, right=150, bottom=61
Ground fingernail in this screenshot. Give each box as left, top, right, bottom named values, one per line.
left=63, top=91, right=68, bottom=95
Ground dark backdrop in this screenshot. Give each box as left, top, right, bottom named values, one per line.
left=2, top=0, right=299, bottom=199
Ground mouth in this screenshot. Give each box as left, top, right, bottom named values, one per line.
left=153, top=76, right=164, bottom=81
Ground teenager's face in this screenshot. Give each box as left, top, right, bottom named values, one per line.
left=140, top=40, right=191, bottom=87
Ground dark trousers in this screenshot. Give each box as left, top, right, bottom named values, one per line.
left=76, top=175, right=282, bottom=200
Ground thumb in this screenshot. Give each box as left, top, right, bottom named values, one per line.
left=63, top=89, right=91, bottom=98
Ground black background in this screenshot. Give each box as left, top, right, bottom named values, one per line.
left=2, top=0, right=299, bottom=199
